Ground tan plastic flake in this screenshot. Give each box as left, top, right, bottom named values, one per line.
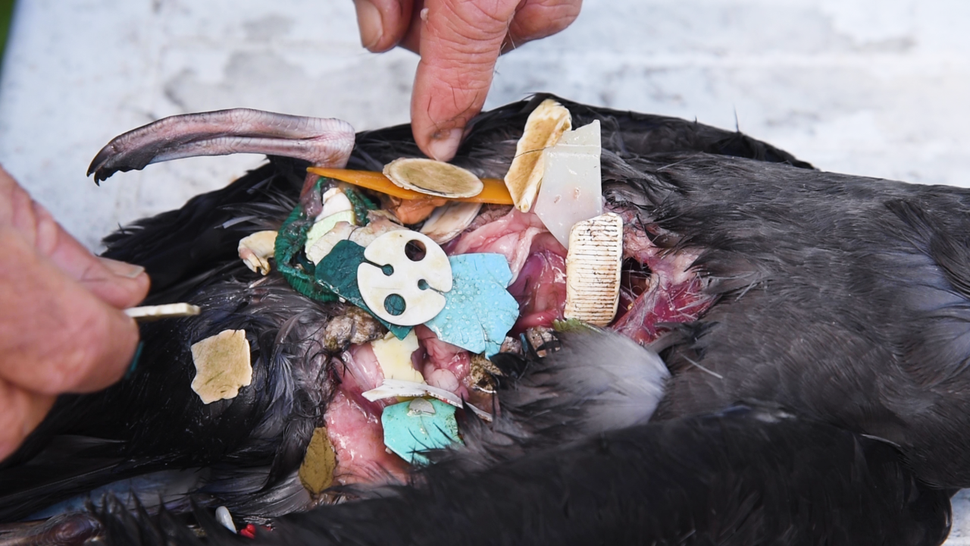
left=503, top=99, right=572, bottom=212
left=190, top=329, right=252, bottom=404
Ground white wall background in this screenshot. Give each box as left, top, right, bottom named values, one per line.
left=1, top=0, right=969, bottom=541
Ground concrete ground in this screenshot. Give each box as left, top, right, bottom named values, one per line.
left=1, top=0, right=969, bottom=541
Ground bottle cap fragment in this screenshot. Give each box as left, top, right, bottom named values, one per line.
left=564, top=213, right=623, bottom=326
left=381, top=398, right=463, bottom=464
left=384, top=158, right=484, bottom=199
left=190, top=329, right=252, bottom=404
left=504, top=99, right=572, bottom=212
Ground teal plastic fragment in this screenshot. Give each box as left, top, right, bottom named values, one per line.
left=423, top=253, right=519, bottom=357
left=314, top=240, right=411, bottom=339
left=381, top=398, right=462, bottom=465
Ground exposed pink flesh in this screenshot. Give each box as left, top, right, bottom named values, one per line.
left=324, top=390, right=408, bottom=486
left=508, top=235, right=568, bottom=333
left=321, top=204, right=714, bottom=489
left=448, top=209, right=552, bottom=282
left=415, top=325, right=471, bottom=400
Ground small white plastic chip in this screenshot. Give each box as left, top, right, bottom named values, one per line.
left=238, top=231, right=278, bottom=275
left=504, top=99, right=572, bottom=212
left=564, top=213, right=623, bottom=326
left=125, top=303, right=201, bottom=321
left=384, top=158, right=484, bottom=199
left=362, top=379, right=492, bottom=421
left=419, top=201, right=483, bottom=244
left=190, top=329, right=252, bottom=405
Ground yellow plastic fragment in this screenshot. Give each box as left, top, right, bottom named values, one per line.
left=504, top=99, right=572, bottom=212
left=307, top=167, right=513, bottom=205
left=298, top=427, right=338, bottom=495
left=190, top=329, right=252, bottom=404
left=238, top=230, right=278, bottom=275
left=371, top=330, right=425, bottom=384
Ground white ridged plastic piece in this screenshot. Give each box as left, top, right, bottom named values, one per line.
left=564, top=213, right=623, bottom=326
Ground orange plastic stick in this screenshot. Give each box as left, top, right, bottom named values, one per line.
left=307, top=167, right=513, bottom=205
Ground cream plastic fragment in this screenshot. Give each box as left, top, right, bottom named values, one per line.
left=357, top=230, right=452, bottom=326
left=371, top=330, right=425, bottom=383
left=238, top=230, right=278, bottom=275
left=504, top=99, right=572, bottom=212
left=318, top=187, right=353, bottom=219
left=362, top=379, right=493, bottom=422
left=304, top=211, right=355, bottom=257
left=304, top=188, right=358, bottom=260
left=533, top=120, right=603, bottom=249
left=125, top=302, right=201, bottom=321
left=384, top=158, right=484, bottom=198
left=190, top=329, right=252, bottom=405
left=419, top=201, right=483, bottom=244
left=564, top=213, right=623, bottom=326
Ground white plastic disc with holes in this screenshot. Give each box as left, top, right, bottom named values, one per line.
left=357, top=231, right=453, bottom=326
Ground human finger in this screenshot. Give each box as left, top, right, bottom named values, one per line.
left=503, top=0, right=581, bottom=53
left=353, top=0, right=416, bottom=52
left=410, top=0, right=522, bottom=161
left=0, top=228, right=140, bottom=395
left=0, top=166, right=149, bottom=308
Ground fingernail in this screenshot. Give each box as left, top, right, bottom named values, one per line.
left=355, top=0, right=383, bottom=50
left=428, top=128, right=463, bottom=162
left=99, top=257, right=146, bottom=279
left=125, top=341, right=144, bottom=380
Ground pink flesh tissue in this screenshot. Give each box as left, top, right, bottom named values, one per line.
left=321, top=204, right=714, bottom=487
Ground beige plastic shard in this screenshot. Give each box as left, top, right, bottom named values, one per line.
left=564, top=213, right=623, bottom=326
left=533, top=120, right=603, bottom=249
left=299, top=427, right=337, bottom=495
left=384, top=158, right=484, bottom=199
left=504, top=99, right=572, bottom=212
left=238, top=231, right=278, bottom=275
left=371, top=330, right=425, bottom=383
left=190, top=329, right=252, bottom=404
left=419, top=201, right=483, bottom=244
left=125, top=303, right=201, bottom=321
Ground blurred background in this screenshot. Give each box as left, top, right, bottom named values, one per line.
left=0, top=0, right=968, bottom=541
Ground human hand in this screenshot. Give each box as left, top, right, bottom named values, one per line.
left=0, top=167, right=150, bottom=460
left=353, top=0, right=582, bottom=161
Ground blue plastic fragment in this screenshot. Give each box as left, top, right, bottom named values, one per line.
left=314, top=240, right=411, bottom=339
left=381, top=398, right=462, bottom=465
left=423, top=253, right=519, bottom=357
